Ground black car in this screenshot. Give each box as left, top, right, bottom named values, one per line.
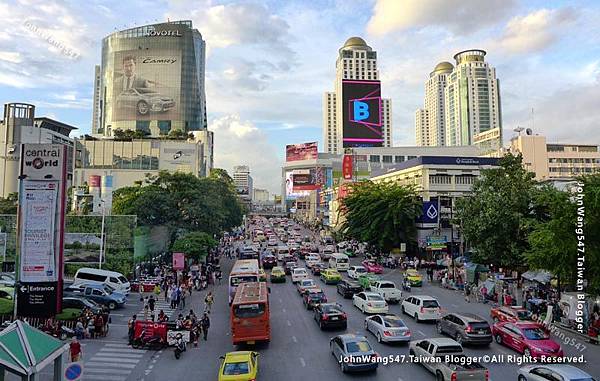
left=311, top=263, right=327, bottom=276
left=63, top=296, right=103, bottom=315
left=337, top=279, right=363, bottom=299
left=303, top=289, right=327, bottom=310
left=314, top=303, right=347, bottom=330
left=262, top=255, right=277, bottom=269
left=437, top=313, right=492, bottom=346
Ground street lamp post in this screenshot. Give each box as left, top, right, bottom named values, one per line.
left=99, top=199, right=106, bottom=269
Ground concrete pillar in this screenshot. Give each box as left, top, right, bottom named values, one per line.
left=0, top=368, right=5, bottom=381
left=53, top=353, right=64, bottom=381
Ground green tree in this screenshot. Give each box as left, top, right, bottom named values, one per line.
left=113, top=128, right=150, bottom=141
left=164, top=129, right=194, bottom=140
left=340, top=181, right=422, bottom=252
left=171, top=231, right=217, bottom=261
left=0, top=193, right=18, bottom=214
left=455, top=154, right=536, bottom=269
left=525, top=185, right=577, bottom=293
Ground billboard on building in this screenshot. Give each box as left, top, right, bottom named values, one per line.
left=286, top=142, right=318, bottom=162
left=291, top=168, right=325, bottom=191
left=64, top=233, right=102, bottom=263
left=112, top=49, right=181, bottom=122
left=159, top=142, right=196, bottom=173
left=342, top=80, right=383, bottom=147
left=342, top=155, right=353, bottom=180
left=285, top=171, right=309, bottom=200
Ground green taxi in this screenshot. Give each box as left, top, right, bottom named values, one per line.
left=320, top=269, right=342, bottom=284
left=270, top=266, right=286, bottom=283
left=358, top=274, right=381, bottom=290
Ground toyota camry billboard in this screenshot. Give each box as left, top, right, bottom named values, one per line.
left=112, top=49, right=181, bottom=122
left=342, top=80, right=383, bottom=147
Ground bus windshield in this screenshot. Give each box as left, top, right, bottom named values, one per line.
left=234, top=303, right=266, bottom=318
left=230, top=275, right=259, bottom=287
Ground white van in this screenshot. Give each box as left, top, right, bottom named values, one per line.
left=328, top=253, right=350, bottom=272
left=276, top=246, right=290, bottom=261
left=73, top=268, right=130, bottom=295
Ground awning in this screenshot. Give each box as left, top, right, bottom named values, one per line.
left=522, top=270, right=553, bottom=284
left=0, top=320, right=68, bottom=376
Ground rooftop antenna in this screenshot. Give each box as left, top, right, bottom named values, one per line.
left=514, top=126, right=524, bottom=136
left=531, top=107, right=535, bottom=131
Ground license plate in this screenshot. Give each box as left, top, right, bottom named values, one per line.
left=478, top=330, right=485, bottom=334
left=331, top=317, right=338, bottom=320
left=247, top=340, right=255, bottom=344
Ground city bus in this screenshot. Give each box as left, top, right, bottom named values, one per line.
left=228, top=259, right=260, bottom=305
left=231, top=282, right=270, bottom=345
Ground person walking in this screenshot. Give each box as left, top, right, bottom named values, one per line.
left=180, top=288, right=187, bottom=310
left=200, top=313, right=210, bottom=341
left=148, top=295, right=156, bottom=314
left=127, top=315, right=137, bottom=345
left=70, top=337, right=82, bottom=362
left=170, top=287, right=178, bottom=310
left=204, top=292, right=214, bottom=314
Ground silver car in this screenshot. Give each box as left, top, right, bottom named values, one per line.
left=518, top=364, right=595, bottom=381
left=116, top=88, right=175, bottom=115
left=364, top=314, right=411, bottom=343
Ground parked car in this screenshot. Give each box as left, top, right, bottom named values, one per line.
left=361, top=260, right=383, bottom=274
left=353, top=292, right=389, bottom=314
left=437, top=313, right=492, bottom=346
left=365, top=314, right=411, bottom=344
left=347, top=266, right=368, bottom=280
left=370, top=281, right=402, bottom=304
left=403, top=269, right=423, bottom=286
left=320, top=269, right=342, bottom=285
left=297, top=278, right=317, bottom=294
left=492, top=321, right=564, bottom=358
left=358, top=274, right=381, bottom=290
left=62, top=296, right=103, bottom=315
left=518, top=364, right=595, bottom=381
left=409, top=338, right=489, bottom=381
left=270, top=266, right=286, bottom=283
left=401, top=295, right=441, bottom=322
left=291, top=268, right=309, bottom=283
left=330, top=334, right=378, bottom=373
left=303, top=288, right=327, bottom=310
left=218, top=351, right=259, bottom=381
left=314, top=303, right=347, bottom=330
left=490, top=305, right=533, bottom=323
left=64, top=283, right=126, bottom=310
left=337, top=279, right=363, bottom=299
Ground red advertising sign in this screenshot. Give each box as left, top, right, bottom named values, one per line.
left=342, top=155, right=353, bottom=180
left=286, top=142, right=318, bottom=162
left=134, top=321, right=168, bottom=341
left=172, top=252, right=185, bottom=270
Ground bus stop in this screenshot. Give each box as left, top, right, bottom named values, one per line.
left=0, top=320, right=68, bottom=381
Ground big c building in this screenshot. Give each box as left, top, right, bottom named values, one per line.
left=92, top=20, right=207, bottom=136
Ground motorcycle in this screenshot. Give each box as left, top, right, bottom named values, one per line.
left=132, top=329, right=166, bottom=350
left=174, top=333, right=186, bottom=359
left=402, top=281, right=411, bottom=292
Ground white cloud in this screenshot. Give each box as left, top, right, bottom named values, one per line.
left=0, top=51, right=22, bottom=64
left=496, top=8, right=577, bottom=54
left=367, top=0, right=515, bottom=36
left=209, top=115, right=281, bottom=194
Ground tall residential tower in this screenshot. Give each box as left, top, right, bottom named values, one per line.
left=323, top=37, right=392, bottom=154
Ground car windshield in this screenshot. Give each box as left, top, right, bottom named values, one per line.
left=233, top=303, right=266, bottom=318
left=356, top=268, right=367, bottom=273
left=422, top=300, right=440, bottom=308
left=230, top=276, right=259, bottom=287
left=383, top=317, right=406, bottom=327
left=367, top=294, right=384, bottom=301
left=223, top=361, right=249, bottom=375
left=522, top=327, right=549, bottom=340
left=301, top=280, right=314, bottom=286
left=336, top=258, right=348, bottom=263
left=469, top=322, right=490, bottom=330
left=322, top=305, right=342, bottom=314
left=310, top=292, right=325, bottom=300
left=346, top=341, right=372, bottom=353
left=379, top=283, right=395, bottom=288
left=136, top=88, right=158, bottom=94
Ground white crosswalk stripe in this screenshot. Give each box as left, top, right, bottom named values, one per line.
left=137, top=300, right=178, bottom=320
left=84, top=342, right=147, bottom=380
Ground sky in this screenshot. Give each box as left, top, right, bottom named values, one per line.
left=1, top=0, right=599, bottom=194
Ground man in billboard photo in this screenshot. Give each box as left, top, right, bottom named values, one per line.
left=115, top=55, right=149, bottom=94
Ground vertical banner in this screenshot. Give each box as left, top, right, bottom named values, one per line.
left=342, top=155, right=353, bottom=180
left=173, top=252, right=185, bottom=270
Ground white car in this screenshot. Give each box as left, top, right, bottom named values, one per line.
left=352, top=292, right=389, bottom=314
left=291, top=268, right=309, bottom=283
left=347, top=266, right=368, bottom=280
left=296, top=278, right=317, bottom=294
left=401, top=295, right=441, bottom=322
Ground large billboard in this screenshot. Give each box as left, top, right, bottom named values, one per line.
left=285, top=171, right=309, bottom=200
left=286, top=142, right=318, bottom=162
left=342, top=80, right=383, bottom=147
left=112, top=49, right=181, bottom=122
left=159, top=142, right=197, bottom=173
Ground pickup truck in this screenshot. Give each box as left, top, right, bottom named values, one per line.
left=370, top=281, right=402, bottom=304
left=409, top=338, right=489, bottom=381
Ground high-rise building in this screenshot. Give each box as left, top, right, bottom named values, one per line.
left=323, top=37, right=392, bottom=154
left=415, top=50, right=502, bottom=155
left=93, top=20, right=207, bottom=137
left=233, top=165, right=253, bottom=201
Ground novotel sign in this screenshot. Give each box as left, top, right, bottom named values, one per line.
left=144, top=30, right=183, bottom=37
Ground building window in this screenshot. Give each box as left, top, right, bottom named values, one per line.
left=429, top=175, right=452, bottom=185
left=382, top=155, right=392, bottom=163
left=369, top=155, right=380, bottom=163
left=407, top=155, right=417, bottom=160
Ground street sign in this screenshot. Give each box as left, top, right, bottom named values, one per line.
left=16, top=282, right=57, bottom=317
left=64, top=362, right=83, bottom=381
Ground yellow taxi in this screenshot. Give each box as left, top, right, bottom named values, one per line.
left=258, top=268, right=267, bottom=282
left=320, top=268, right=342, bottom=284
left=270, top=266, right=286, bottom=283
left=404, top=269, right=423, bottom=286
left=218, top=351, right=259, bottom=381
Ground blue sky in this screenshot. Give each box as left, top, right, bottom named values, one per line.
left=1, top=0, right=599, bottom=193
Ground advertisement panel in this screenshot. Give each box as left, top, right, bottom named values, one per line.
left=285, top=171, right=309, bottom=200
left=112, top=49, right=181, bottom=122
left=64, top=233, right=102, bottom=263
left=426, top=235, right=447, bottom=250
left=19, top=180, right=58, bottom=283
left=159, top=142, right=196, bottom=173
left=285, top=142, right=318, bottom=162
left=342, top=155, right=353, bottom=180
left=342, top=80, right=383, bottom=147
left=173, top=252, right=185, bottom=270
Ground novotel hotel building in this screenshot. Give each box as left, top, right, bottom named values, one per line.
left=92, top=20, right=207, bottom=136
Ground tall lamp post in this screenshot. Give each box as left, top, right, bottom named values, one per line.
left=99, top=199, right=106, bottom=269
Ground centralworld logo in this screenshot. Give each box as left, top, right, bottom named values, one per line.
left=32, top=158, right=44, bottom=169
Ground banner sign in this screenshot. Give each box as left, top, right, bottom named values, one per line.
left=173, top=252, right=185, bottom=270
left=19, top=180, right=58, bottom=282
left=16, top=282, right=57, bottom=317
left=342, top=155, right=353, bottom=180
left=426, top=235, right=447, bottom=250
left=286, top=142, right=318, bottom=162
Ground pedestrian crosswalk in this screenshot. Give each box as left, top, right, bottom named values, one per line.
left=138, top=299, right=177, bottom=320
left=84, top=343, right=146, bottom=381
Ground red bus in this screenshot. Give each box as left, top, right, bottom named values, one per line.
left=231, top=282, right=270, bottom=345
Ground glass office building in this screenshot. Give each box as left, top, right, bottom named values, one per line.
left=93, top=20, right=207, bottom=136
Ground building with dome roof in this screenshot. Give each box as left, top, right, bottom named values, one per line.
left=323, top=37, right=392, bottom=153
left=415, top=50, right=502, bottom=155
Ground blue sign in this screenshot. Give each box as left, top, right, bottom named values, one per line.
left=418, top=200, right=439, bottom=224
left=65, top=363, right=83, bottom=380
left=353, top=101, right=370, bottom=121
